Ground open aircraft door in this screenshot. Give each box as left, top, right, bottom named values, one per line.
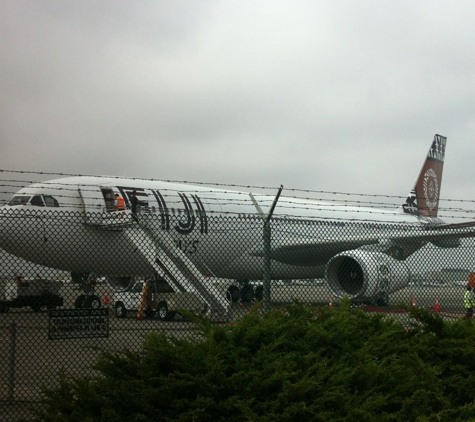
left=78, top=185, right=114, bottom=225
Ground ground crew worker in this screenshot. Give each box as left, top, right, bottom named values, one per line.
left=464, top=284, right=475, bottom=319
left=130, top=190, right=140, bottom=222
left=115, top=194, right=125, bottom=211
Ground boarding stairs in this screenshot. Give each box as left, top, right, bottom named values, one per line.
left=123, top=218, right=230, bottom=319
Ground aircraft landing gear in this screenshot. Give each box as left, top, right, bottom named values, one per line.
left=226, top=280, right=264, bottom=304
left=374, top=294, right=389, bottom=307
left=83, top=295, right=101, bottom=309
left=75, top=293, right=102, bottom=309
left=71, top=272, right=102, bottom=309
left=255, top=285, right=264, bottom=302
left=240, top=282, right=254, bottom=303
left=226, top=285, right=240, bottom=303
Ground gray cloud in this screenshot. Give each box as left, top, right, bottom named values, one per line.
left=1, top=0, right=475, bottom=219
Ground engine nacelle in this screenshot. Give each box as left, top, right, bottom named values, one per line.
left=325, top=250, right=411, bottom=302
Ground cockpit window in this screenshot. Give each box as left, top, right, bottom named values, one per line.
left=7, top=194, right=60, bottom=207
left=43, top=195, right=59, bottom=207
left=31, top=195, right=45, bottom=206
left=8, top=196, right=31, bottom=206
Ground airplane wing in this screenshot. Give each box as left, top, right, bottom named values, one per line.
left=251, top=237, right=379, bottom=266
left=250, top=226, right=475, bottom=266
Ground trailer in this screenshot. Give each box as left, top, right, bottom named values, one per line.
left=0, top=277, right=64, bottom=313
left=113, top=279, right=207, bottom=320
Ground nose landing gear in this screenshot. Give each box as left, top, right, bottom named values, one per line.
left=72, top=272, right=102, bottom=309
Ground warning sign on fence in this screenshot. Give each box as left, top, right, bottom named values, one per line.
left=48, top=308, right=109, bottom=340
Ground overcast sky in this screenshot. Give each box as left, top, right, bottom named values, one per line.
left=1, top=1, right=475, bottom=220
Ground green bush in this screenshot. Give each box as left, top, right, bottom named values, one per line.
left=34, top=300, right=475, bottom=421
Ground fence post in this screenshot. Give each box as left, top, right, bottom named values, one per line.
left=250, top=185, right=283, bottom=313
left=263, top=221, right=272, bottom=313
left=8, top=322, right=17, bottom=403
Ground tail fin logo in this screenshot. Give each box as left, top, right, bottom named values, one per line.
left=403, top=134, right=447, bottom=218
left=423, top=167, right=439, bottom=212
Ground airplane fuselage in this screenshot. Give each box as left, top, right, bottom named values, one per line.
left=0, top=176, right=423, bottom=281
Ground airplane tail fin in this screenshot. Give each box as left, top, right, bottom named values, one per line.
left=402, top=134, right=447, bottom=218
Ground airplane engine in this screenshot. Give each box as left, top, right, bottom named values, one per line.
left=325, top=250, right=411, bottom=303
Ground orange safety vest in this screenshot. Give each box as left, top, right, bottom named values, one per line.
left=469, top=272, right=475, bottom=289
left=116, top=196, right=125, bottom=210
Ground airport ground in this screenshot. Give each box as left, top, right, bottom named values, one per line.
left=0, top=282, right=467, bottom=421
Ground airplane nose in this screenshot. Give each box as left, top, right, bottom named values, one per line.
left=0, top=206, right=33, bottom=257
left=0, top=207, right=13, bottom=251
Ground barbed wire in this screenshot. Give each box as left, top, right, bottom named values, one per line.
left=0, top=189, right=474, bottom=218
left=1, top=170, right=474, bottom=221
left=3, top=169, right=475, bottom=204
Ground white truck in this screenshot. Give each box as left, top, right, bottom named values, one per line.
left=112, top=280, right=208, bottom=321
left=0, top=277, right=64, bottom=313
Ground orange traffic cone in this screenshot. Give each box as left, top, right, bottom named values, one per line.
left=434, top=300, right=440, bottom=313
left=104, top=286, right=109, bottom=306
left=410, top=296, right=416, bottom=307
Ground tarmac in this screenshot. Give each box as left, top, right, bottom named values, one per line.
left=0, top=282, right=467, bottom=421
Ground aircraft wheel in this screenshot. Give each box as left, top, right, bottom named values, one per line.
left=375, top=294, right=389, bottom=307
left=115, top=302, right=127, bottom=318
left=240, top=284, right=255, bottom=303
left=226, top=285, right=240, bottom=303
left=255, top=285, right=264, bottom=302
left=74, top=295, right=86, bottom=309
left=157, top=301, right=172, bottom=321
left=83, top=295, right=101, bottom=309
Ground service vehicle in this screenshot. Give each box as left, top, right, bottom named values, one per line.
left=0, top=277, right=64, bottom=312
left=113, top=279, right=208, bottom=321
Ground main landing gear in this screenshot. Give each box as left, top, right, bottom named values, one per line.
left=226, top=280, right=264, bottom=304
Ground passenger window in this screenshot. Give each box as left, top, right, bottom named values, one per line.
left=30, top=195, right=45, bottom=206
left=43, top=195, right=59, bottom=207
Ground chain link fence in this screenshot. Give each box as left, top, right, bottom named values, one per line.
left=1, top=207, right=475, bottom=420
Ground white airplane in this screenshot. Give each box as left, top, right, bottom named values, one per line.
left=0, top=134, right=473, bottom=308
